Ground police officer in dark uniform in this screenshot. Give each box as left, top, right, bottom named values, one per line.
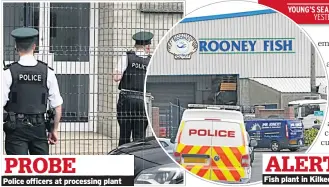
left=114, top=31, right=154, bottom=146
left=3, top=28, right=63, bottom=155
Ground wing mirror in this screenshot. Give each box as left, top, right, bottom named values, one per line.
left=249, top=139, right=258, bottom=147
left=170, top=136, right=176, bottom=144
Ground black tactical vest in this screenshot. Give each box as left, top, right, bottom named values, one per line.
left=118, top=51, right=151, bottom=92
left=4, top=60, right=49, bottom=115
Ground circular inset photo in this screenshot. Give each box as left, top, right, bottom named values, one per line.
left=145, top=0, right=328, bottom=184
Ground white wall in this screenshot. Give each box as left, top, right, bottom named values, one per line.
left=148, top=11, right=325, bottom=78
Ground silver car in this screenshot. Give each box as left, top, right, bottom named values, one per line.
left=157, top=138, right=175, bottom=158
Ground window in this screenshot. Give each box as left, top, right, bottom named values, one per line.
left=207, top=75, right=238, bottom=105
left=160, top=141, right=169, bottom=148
left=140, top=2, right=184, bottom=13
left=254, top=104, right=278, bottom=109
left=24, top=3, right=40, bottom=53
left=301, top=104, right=321, bottom=117
left=50, top=3, right=90, bottom=61
left=180, top=121, right=213, bottom=146
left=56, top=74, right=89, bottom=122
left=3, top=3, right=40, bottom=61
left=294, top=106, right=299, bottom=118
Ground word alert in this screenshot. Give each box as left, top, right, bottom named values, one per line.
left=265, top=155, right=329, bottom=172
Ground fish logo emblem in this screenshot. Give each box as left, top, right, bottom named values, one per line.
left=167, top=33, right=198, bottom=60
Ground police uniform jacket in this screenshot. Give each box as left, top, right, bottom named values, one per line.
left=3, top=54, right=63, bottom=114
left=116, top=50, right=151, bottom=92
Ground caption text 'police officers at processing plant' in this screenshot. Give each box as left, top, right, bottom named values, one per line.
left=2, top=28, right=63, bottom=155
left=113, top=31, right=153, bottom=146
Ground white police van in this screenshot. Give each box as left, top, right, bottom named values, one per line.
left=171, top=104, right=257, bottom=183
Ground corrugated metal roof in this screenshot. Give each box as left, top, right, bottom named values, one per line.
left=250, top=78, right=327, bottom=93
left=181, top=9, right=276, bottom=23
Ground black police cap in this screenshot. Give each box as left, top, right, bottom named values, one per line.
left=11, top=28, right=38, bottom=42
left=132, top=31, right=154, bottom=45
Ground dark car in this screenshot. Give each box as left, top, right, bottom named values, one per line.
left=108, top=137, right=184, bottom=185
left=312, top=125, right=321, bottom=130
left=247, top=133, right=255, bottom=166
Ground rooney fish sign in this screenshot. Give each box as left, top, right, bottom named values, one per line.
left=198, top=38, right=295, bottom=54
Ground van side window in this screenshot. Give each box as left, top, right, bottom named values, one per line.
left=303, top=105, right=320, bottom=117
left=160, top=141, right=169, bottom=148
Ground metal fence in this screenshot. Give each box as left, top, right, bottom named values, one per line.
left=159, top=102, right=186, bottom=138
left=3, top=2, right=184, bottom=155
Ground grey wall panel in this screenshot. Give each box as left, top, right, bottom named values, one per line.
left=146, top=82, right=196, bottom=112
left=149, top=12, right=325, bottom=78
left=248, top=80, right=281, bottom=107
left=281, top=93, right=316, bottom=108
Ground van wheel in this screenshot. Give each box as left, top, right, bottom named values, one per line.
left=271, top=141, right=280, bottom=152
left=289, top=148, right=299, bottom=152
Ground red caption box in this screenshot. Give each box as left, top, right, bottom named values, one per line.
left=259, top=0, right=329, bottom=24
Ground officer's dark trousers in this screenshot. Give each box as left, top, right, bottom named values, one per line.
left=117, top=92, right=148, bottom=146
left=5, top=121, right=49, bottom=155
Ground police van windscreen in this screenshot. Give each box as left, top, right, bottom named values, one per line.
left=180, top=120, right=244, bottom=147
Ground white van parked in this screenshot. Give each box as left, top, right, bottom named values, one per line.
left=171, top=104, right=257, bottom=184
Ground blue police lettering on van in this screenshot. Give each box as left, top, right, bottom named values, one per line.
left=199, top=38, right=294, bottom=54
left=245, top=119, right=304, bottom=152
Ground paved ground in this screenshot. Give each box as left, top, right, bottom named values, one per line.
left=48, top=132, right=118, bottom=155
left=250, top=148, right=307, bottom=183
left=3, top=132, right=119, bottom=155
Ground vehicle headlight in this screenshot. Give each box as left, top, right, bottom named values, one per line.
left=135, top=163, right=184, bottom=185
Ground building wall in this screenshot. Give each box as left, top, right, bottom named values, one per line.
left=148, top=11, right=325, bottom=77
left=97, top=2, right=183, bottom=137
left=147, top=76, right=325, bottom=114
left=238, top=79, right=281, bottom=107
left=148, top=75, right=241, bottom=106
left=148, top=76, right=285, bottom=111
left=238, top=79, right=251, bottom=106
left=98, top=3, right=116, bottom=137
left=280, top=93, right=320, bottom=108
left=147, top=75, right=214, bottom=104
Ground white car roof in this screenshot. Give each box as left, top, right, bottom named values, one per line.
left=182, top=109, right=244, bottom=122
left=288, top=99, right=327, bottom=105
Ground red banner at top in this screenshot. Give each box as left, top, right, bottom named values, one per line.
left=259, top=0, right=329, bottom=24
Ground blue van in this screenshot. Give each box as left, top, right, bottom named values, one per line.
left=244, top=119, right=304, bottom=152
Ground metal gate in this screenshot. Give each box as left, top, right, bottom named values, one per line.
left=3, top=2, right=184, bottom=155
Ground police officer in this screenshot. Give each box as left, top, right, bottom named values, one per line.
left=114, top=31, right=154, bottom=146
left=3, top=28, right=63, bottom=155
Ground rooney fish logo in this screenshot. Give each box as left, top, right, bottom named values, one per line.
left=167, top=33, right=198, bottom=60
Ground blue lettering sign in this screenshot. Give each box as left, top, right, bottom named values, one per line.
left=263, top=40, right=293, bottom=51
left=198, top=38, right=294, bottom=54
left=249, top=41, right=256, bottom=51
left=199, top=41, right=208, bottom=52
left=219, top=41, right=230, bottom=51
left=208, top=41, right=219, bottom=52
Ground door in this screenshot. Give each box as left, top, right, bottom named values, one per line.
left=146, top=82, right=196, bottom=112
left=210, top=121, right=247, bottom=182
left=288, top=121, right=304, bottom=145
left=3, top=3, right=39, bottom=64
left=177, top=120, right=213, bottom=180
left=3, top=3, right=99, bottom=132
left=40, top=3, right=98, bottom=132
left=147, top=82, right=196, bottom=136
